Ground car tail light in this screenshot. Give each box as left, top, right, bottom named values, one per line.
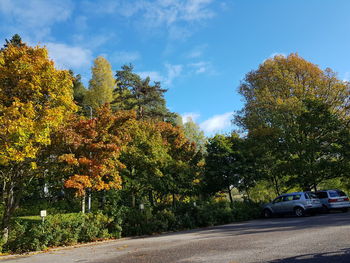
left=328, top=199, right=337, bottom=203
left=344, top=198, right=349, bottom=201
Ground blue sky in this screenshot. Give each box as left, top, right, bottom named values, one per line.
left=1, top=0, right=350, bottom=136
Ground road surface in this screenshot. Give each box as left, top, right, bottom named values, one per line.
left=1, top=212, right=350, bottom=263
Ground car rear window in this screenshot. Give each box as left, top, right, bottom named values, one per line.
left=329, top=190, right=347, bottom=197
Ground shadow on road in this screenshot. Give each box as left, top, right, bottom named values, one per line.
left=267, top=248, right=350, bottom=263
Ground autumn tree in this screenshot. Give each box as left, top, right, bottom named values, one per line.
left=118, top=118, right=170, bottom=207
left=0, top=37, right=76, bottom=240
left=236, top=53, right=350, bottom=190
left=54, top=105, right=131, bottom=212
left=84, top=56, right=115, bottom=111
left=157, top=122, right=202, bottom=205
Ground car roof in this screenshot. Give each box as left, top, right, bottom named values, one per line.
left=317, top=189, right=341, bottom=192
left=280, top=192, right=304, bottom=196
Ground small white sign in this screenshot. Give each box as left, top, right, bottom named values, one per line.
left=139, top=204, right=144, bottom=210
left=40, top=210, right=47, bottom=217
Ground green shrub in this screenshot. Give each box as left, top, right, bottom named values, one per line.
left=120, top=199, right=260, bottom=237
left=195, top=200, right=233, bottom=227
left=4, top=199, right=261, bottom=253
left=232, top=200, right=262, bottom=221
left=4, top=212, right=120, bottom=253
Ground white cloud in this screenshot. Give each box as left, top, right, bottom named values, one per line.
left=182, top=112, right=200, bottom=123
left=141, top=0, right=215, bottom=39
left=188, top=61, right=214, bottom=74
left=138, top=71, right=165, bottom=83
left=83, top=0, right=215, bottom=23
left=45, top=42, right=92, bottom=69
left=0, top=0, right=73, bottom=39
left=82, top=0, right=128, bottom=15
left=72, top=33, right=116, bottom=50
left=200, top=112, right=233, bottom=135
left=121, top=0, right=214, bottom=27
left=137, top=63, right=183, bottom=86
left=83, top=0, right=215, bottom=39
left=165, top=63, right=183, bottom=85
left=111, top=51, right=141, bottom=64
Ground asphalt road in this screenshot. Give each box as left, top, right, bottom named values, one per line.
left=2, top=212, right=350, bottom=263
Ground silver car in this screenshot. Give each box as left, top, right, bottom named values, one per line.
left=263, top=192, right=322, bottom=218
left=315, top=189, right=350, bottom=212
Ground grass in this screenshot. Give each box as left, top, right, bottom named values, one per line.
left=18, top=213, right=79, bottom=222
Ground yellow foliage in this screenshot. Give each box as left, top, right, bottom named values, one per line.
left=0, top=43, right=77, bottom=165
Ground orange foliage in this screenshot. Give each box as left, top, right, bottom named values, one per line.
left=57, top=105, right=133, bottom=196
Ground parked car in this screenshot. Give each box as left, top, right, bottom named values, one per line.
left=315, top=189, right=350, bottom=212
left=262, top=192, right=322, bottom=218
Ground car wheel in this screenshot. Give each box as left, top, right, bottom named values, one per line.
left=294, top=207, right=305, bottom=217
left=341, top=208, right=348, bottom=213
left=263, top=209, right=272, bottom=218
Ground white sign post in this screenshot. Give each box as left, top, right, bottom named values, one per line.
left=40, top=210, right=47, bottom=223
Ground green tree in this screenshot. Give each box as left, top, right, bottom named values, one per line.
left=69, top=70, right=87, bottom=108
left=283, top=99, right=349, bottom=190
left=117, top=116, right=200, bottom=208
left=203, top=134, right=242, bottom=204
left=2, top=34, right=25, bottom=50
left=114, top=64, right=174, bottom=121
left=118, top=115, right=176, bottom=207
left=84, top=56, right=115, bottom=110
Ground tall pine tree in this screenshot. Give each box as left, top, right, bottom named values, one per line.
left=114, top=64, right=174, bottom=121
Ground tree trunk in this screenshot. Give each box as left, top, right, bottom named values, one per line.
left=272, top=175, right=280, bottom=196
left=172, top=193, right=176, bottom=209
left=148, top=190, right=154, bottom=207
left=81, top=194, right=86, bottom=213
left=131, top=192, right=135, bottom=208
left=2, top=180, right=20, bottom=243
left=227, top=185, right=233, bottom=204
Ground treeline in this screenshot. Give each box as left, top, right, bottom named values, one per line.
left=0, top=35, right=208, bottom=245
left=1, top=35, right=350, bottom=252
